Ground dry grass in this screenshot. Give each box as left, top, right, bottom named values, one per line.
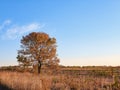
left=0, top=72, right=44, bottom=90
left=0, top=71, right=119, bottom=90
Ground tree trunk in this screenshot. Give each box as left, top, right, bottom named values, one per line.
left=38, top=61, right=42, bottom=74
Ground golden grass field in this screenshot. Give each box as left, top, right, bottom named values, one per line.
left=0, top=70, right=120, bottom=90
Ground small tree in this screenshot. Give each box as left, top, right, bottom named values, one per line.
left=17, top=32, right=59, bottom=74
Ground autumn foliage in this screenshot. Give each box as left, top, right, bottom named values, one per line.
left=17, top=32, right=59, bottom=74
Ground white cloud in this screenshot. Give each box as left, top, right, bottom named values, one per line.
left=0, top=20, right=44, bottom=40
left=6, top=23, right=42, bottom=39
left=0, top=20, right=11, bottom=30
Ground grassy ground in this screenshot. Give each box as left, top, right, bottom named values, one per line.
left=0, top=70, right=120, bottom=90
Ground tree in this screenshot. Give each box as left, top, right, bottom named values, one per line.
left=17, top=32, right=59, bottom=74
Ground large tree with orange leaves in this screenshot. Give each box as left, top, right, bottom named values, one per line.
left=17, top=32, right=59, bottom=74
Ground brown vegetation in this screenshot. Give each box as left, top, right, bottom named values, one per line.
left=17, top=32, right=59, bottom=74
left=0, top=66, right=120, bottom=90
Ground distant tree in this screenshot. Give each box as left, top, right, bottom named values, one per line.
left=17, top=32, right=59, bottom=74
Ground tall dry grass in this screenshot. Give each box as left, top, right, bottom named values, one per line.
left=0, top=72, right=45, bottom=90
left=0, top=71, right=119, bottom=90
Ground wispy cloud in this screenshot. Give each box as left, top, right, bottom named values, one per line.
left=5, top=23, right=42, bottom=39
left=0, top=20, right=11, bottom=30
left=0, top=20, right=44, bottom=40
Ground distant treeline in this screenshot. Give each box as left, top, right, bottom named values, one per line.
left=1, top=65, right=120, bottom=77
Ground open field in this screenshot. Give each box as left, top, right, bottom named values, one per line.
left=0, top=66, right=120, bottom=90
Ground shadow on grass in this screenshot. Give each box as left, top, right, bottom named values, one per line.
left=0, top=83, right=13, bottom=90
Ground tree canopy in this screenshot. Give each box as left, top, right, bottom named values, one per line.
left=17, top=32, right=59, bottom=74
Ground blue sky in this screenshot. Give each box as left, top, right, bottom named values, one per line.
left=0, top=0, right=120, bottom=66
